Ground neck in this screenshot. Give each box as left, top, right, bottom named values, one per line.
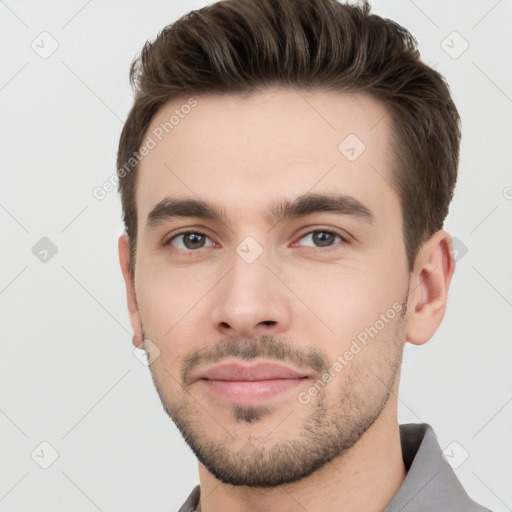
left=197, top=400, right=406, bottom=512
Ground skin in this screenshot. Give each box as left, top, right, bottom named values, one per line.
left=118, top=87, right=455, bottom=512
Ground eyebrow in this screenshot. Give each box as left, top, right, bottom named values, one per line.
left=145, top=192, right=376, bottom=230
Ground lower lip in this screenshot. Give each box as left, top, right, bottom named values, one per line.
left=201, top=378, right=307, bottom=405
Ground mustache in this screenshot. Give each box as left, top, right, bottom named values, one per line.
left=180, top=334, right=329, bottom=386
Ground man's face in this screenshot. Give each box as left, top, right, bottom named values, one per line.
left=128, top=88, right=411, bottom=486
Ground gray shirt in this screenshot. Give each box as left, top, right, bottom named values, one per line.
left=178, top=423, right=492, bottom=511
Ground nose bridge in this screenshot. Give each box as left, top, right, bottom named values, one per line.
left=210, top=235, right=291, bottom=335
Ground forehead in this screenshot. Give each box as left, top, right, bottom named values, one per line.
left=135, top=88, right=399, bottom=231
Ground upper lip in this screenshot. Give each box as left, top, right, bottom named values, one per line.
left=197, top=361, right=311, bottom=381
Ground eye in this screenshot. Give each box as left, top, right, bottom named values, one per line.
left=164, top=228, right=349, bottom=253
left=294, top=229, right=348, bottom=249
left=164, top=231, right=214, bottom=251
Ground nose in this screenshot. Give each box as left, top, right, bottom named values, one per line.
left=210, top=248, right=292, bottom=339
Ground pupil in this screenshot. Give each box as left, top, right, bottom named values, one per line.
left=186, top=233, right=204, bottom=249
left=314, top=232, right=333, bottom=247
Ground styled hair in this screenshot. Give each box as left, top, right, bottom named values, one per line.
left=117, top=0, right=461, bottom=274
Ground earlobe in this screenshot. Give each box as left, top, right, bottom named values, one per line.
left=118, top=233, right=144, bottom=348
left=405, top=230, right=456, bottom=345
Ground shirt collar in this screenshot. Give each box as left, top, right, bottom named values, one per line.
left=384, top=423, right=489, bottom=511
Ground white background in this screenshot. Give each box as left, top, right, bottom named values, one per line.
left=1, top=0, right=511, bottom=511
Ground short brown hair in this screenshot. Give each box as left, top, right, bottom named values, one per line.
left=117, top=0, right=461, bottom=274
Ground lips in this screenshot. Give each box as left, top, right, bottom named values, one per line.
left=198, top=361, right=309, bottom=381
left=196, top=361, right=311, bottom=405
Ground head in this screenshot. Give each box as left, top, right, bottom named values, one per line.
left=117, top=0, right=458, bottom=487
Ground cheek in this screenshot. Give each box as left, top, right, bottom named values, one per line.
left=135, top=270, right=215, bottom=384
left=294, top=263, right=405, bottom=352
left=136, top=268, right=209, bottom=338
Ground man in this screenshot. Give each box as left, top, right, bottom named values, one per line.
left=116, top=0, right=492, bottom=510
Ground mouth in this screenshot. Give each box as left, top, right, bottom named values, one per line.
left=196, top=361, right=311, bottom=405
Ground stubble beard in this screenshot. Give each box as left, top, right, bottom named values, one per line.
left=144, top=298, right=407, bottom=487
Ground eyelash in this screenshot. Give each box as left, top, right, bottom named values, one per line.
left=163, top=228, right=349, bottom=253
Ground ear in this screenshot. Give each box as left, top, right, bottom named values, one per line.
left=118, top=233, right=143, bottom=349
left=405, top=229, right=456, bottom=345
